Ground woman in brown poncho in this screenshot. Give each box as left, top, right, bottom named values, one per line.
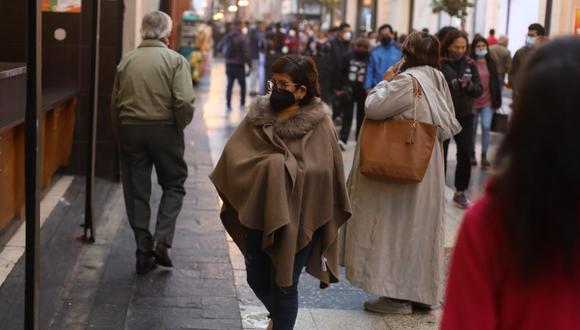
left=209, top=55, right=351, bottom=330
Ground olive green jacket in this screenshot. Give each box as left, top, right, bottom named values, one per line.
left=111, top=40, right=195, bottom=132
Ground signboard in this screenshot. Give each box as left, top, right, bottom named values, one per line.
left=575, top=8, right=580, bottom=35
left=42, top=0, right=81, bottom=13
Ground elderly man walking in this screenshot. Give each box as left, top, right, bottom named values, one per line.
left=111, top=11, right=196, bottom=275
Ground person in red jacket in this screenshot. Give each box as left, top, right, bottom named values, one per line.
left=441, top=36, right=580, bottom=330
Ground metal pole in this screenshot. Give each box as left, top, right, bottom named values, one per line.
left=80, top=0, right=101, bottom=243
left=408, top=0, right=415, bottom=33
left=505, top=0, right=512, bottom=36
left=544, top=0, right=553, bottom=35
left=24, top=0, right=41, bottom=328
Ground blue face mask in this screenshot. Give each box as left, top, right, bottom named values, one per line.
left=475, top=49, right=488, bottom=57
left=526, top=36, right=537, bottom=47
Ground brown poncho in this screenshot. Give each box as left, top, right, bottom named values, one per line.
left=209, top=96, right=351, bottom=288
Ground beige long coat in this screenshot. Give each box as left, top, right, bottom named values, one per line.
left=343, top=66, right=461, bottom=305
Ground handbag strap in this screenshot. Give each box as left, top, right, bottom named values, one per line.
left=407, top=77, right=423, bottom=144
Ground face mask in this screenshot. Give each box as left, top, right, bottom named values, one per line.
left=380, top=36, right=392, bottom=46
left=343, top=32, right=352, bottom=41
left=369, top=40, right=378, bottom=48
left=270, top=88, right=297, bottom=112
left=448, top=50, right=464, bottom=61
left=289, top=30, right=296, bottom=37
left=354, top=51, right=369, bottom=60
left=242, top=27, right=248, bottom=35
left=525, top=36, right=536, bottom=47
left=475, top=49, right=488, bottom=57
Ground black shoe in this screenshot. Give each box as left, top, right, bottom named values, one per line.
left=249, top=91, right=258, bottom=97
left=481, top=157, right=491, bottom=169
left=136, top=252, right=157, bottom=275
left=154, top=242, right=173, bottom=268
left=470, top=155, right=478, bottom=166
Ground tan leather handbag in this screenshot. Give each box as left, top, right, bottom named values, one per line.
left=359, top=78, right=437, bottom=183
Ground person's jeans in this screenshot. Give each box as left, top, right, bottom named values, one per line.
left=338, top=93, right=366, bottom=143
left=249, top=59, right=259, bottom=93
left=226, top=63, right=246, bottom=108
left=244, top=228, right=315, bottom=330
left=498, top=75, right=505, bottom=93
left=473, top=106, right=493, bottom=155
left=444, top=116, right=475, bottom=192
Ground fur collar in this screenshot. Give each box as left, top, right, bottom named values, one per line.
left=246, top=96, right=331, bottom=139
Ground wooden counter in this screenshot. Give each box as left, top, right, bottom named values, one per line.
left=0, top=62, right=78, bottom=232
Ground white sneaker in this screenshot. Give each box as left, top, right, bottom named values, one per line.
left=363, top=297, right=413, bottom=315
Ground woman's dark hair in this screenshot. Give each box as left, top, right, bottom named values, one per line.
left=440, top=29, right=469, bottom=57
left=272, top=55, right=320, bottom=106
left=491, top=37, right=580, bottom=279
left=435, top=26, right=457, bottom=42
left=470, top=35, right=493, bottom=64
left=401, top=32, right=440, bottom=70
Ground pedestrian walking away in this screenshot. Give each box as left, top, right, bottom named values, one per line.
left=343, top=32, right=461, bottom=315
left=440, top=28, right=483, bottom=209
left=110, top=11, right=196, bottom=275
left=442, top=36, right=580, bottom=330
left=489, top=35, right=511, bottom=91
left=364, top=23, right=402, bottom=92
left=218, top=21, right=252, bottom=112
left=210, top=55, right=351, bottom=330
left=470, top=35, right=502, bottom=169
left=335, top=37, right=371, bottom=149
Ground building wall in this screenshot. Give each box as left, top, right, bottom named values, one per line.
left=123, top=0, right=160, bottom=55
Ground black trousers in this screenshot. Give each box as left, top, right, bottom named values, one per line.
left=444, top=116, right=475, bottom=192
left=337, top=93, right=366, bottom=143
left=244, top=228, right=315, bottom=330
left=226, top=63, right=246, bottom=107
left=119, top=124, right=187, bottom=254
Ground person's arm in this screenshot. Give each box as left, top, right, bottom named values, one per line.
left=504, top=50, right=512, bottom=76
left=364, top=53, right=376, bottom=91
left=466, top=61, right=483, bottom=98
left=509, top=49, right=522, bottom=89
left=173, top=57, right=196, bottom=130
left=110, top=73, right=120, bottom=142
left=440, top=209, right=498, bottom=330
left=364, top=73, right=414, bottom=120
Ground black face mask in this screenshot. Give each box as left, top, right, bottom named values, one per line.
left=380, top=36, right=392, bottom=46
left=354, top=51, right=369, bottom=60
left=270, top=88, right=297, bottom=112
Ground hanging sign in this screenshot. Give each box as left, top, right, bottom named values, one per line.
left=42, top=0, right=81, bottom=13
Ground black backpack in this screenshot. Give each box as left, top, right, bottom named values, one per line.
left=223, top=35, right=239, bottom=60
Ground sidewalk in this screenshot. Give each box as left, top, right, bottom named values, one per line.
left=0, top=69, right=241, bottom=329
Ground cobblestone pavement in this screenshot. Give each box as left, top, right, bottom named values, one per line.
left=0, top=57, right=509, bottom=330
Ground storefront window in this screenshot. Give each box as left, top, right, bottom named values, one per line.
left=321, top=0, right=345, bottom=29
left=357, top=0, right=376, bottom=33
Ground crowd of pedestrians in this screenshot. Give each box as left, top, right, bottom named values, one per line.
left=111, top=11, right=579, bottom=330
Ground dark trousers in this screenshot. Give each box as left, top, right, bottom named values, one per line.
left=244, top=229, right=315, bottom=330
left=119, top=124, right=187, bottom=254
left=338, top=93, right=366, bottom=143
left=444, top=116, right=475, bottom=192
left=226, top=63, right=246, bottom=108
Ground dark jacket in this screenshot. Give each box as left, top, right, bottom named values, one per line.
left=249, top=28, right=266, bottom=60
left=441, top=56, right=484, bottom=118
left=339, top=51, right=370, bottom=98
left=330, top=38, right=352, bottom=92
left=484, top=58, right=502, bottom=109
left=509, top=46, right=531, bottom=93
left=218, top=29, right=251, bottom=66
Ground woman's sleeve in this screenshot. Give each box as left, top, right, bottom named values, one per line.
left=364, top=74, right=414, bottom=120
left=440, top=208, right=498, bottom=330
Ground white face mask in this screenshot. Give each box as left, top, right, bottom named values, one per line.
left=525, top=36, right=536, bottom=47
left=289, top=30, right=296, bottom=37
left=369, top=40, right=378, bottom=48
left=343, top=31, right=352, bottom=41
left=242, top=27, right=249, bottom=35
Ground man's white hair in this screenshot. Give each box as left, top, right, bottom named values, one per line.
left=140, top=11, right=173, bottom=40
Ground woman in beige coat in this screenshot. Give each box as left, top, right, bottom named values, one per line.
left=344, top=32, right=461, bottom=314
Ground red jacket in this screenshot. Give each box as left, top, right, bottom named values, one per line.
left=441, top=193, right=580, bottom=330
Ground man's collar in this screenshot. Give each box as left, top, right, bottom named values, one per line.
left=139, top=39, right=168, bottom=48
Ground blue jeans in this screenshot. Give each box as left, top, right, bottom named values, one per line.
left=244, top=228, right=315, bottom=330
left=473, top=106, right=493, bottom=155
left=226, top=64, right=246, bottom=107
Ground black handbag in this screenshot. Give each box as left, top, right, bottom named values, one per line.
left=491, top=111, right=509, bottom=133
